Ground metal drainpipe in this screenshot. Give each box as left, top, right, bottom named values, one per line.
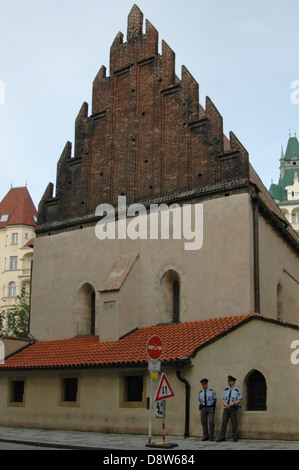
left=252, top=196, right=261, bottom=314
left=176, top=369, right=190, bottom=438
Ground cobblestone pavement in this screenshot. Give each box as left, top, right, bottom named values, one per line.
left=0, top=426, right=298, bottom=451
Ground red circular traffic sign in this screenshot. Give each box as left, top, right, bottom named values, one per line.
left=147, top=335, right=163, bottom=360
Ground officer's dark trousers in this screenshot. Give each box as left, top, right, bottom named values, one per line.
left=200, top=406, right=215, bottom=439
left=219, top=406, right=239, bottom=439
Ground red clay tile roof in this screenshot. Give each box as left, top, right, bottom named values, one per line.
left=0, top=187, right=37, bottom=229
left=22, top=238, right=34, bottom=248
left=0, top=313, right=290, bottom=370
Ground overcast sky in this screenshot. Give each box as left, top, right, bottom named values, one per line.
left=0, top=0, right=298, bottom=208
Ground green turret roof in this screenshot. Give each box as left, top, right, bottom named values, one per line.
left=285, top=136, right=299, bottom=160
left=269, top=134, right=299, bottom=201
left=278, top=170, right=298, bottom=189
left=269, top=182, right=286, bottom=201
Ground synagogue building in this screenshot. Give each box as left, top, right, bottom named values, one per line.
left=0, top=5, right=299, bottom=440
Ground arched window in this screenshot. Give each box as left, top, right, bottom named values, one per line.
left=173, top=280, right=180, bottom=323
left=245, top=370, right=267, bottom=411
left=8, top=282, right=16, bottom=297
left=74, top=283, right=96, bottom=336
left=160, top=270, right=180, bottom=323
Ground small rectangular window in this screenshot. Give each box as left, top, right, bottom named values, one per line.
left=62, top=378, right=78, bottom=402
left=124, top=375, right=143, bottom=403
left=10, top=380, right=25, bottom=404
left=0, top=214, right=9, bottom=222
left=9, top=256, right=18, bottom=270
left=11, top=233, right=18, bottom=244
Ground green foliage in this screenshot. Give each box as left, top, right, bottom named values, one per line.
left=0, top=293, right=29, bottom=339
left=0, top=309, right=5, bottom=334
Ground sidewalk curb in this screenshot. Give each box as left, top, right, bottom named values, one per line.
left=0, top=437, right=99, bottom=450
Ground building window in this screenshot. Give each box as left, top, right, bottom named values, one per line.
left=74, top=283, right=96, bottom=336
left=8, top=282, right=16, bottom=297
left=9, top=379, right=25, bottom=404
left=124, top=375, right=143, bottom=402
left=173, top=280, right=180, bottom=323
left=11, top=233, right=18, bottom=244
left=61, top=378, right=78, bottom=403
left=160, top=269, right=181, bottom=323
left=245, top=370, right=267, bottom=411
left=121, top=375, right=145, bottom=407
left=9, top=256, right=18, bottom=270
left=0, top=214, right=9, bottom=222
left=6, top=310, right=14, bottom=327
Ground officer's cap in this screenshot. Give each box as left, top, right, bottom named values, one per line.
left=227, top=375, right=236, bottom=382
left=200, top=378, right=209, bottom=384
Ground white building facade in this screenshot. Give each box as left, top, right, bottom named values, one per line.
left=0, top=187, right=37, bottom=320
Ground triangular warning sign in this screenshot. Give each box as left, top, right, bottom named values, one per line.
left=154, top=372, right=175, bottom=402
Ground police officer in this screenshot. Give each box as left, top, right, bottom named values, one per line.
left=198, top=378, right=217, bottom=441
left=216, top=375, right=242, bottom=442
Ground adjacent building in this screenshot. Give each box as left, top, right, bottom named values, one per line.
left=0, top=186, right=37, bottom=320
left=270, top=134, right=299, bottom=234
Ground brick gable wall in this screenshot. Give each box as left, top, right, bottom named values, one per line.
left=38, top=5, right=249, bottom=231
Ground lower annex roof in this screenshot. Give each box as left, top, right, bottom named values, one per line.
left=0, top=313, right=296, bottom=370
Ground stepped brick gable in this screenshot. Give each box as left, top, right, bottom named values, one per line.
left=38, top=4, right=249, bottom=232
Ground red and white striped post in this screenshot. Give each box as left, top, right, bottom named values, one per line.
left=162, top=400, right=166, bottom=442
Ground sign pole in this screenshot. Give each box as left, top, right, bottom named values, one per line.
left=162, top=400, right=166, bottom=443
left=146, top=335, right=165, bottom=447
left=148, top=373, right=153, bottom=444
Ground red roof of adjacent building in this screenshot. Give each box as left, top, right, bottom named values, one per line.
left=22, top=238, right=34, bottom=248
left=0, top=313, right=293, bottom=370
left=0, top=187, right=37, bottom=229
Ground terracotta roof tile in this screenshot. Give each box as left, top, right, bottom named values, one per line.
left=0, top=313, right=284, bottom=370
left=0, top=187, right=37, bottom=229
left=22, top=238, right=34, bottom=248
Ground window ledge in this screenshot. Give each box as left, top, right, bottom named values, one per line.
left=243, top=410, right=267, bottom=414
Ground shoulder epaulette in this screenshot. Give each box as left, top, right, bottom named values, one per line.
left=224, top=388, right=229, bottom=390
